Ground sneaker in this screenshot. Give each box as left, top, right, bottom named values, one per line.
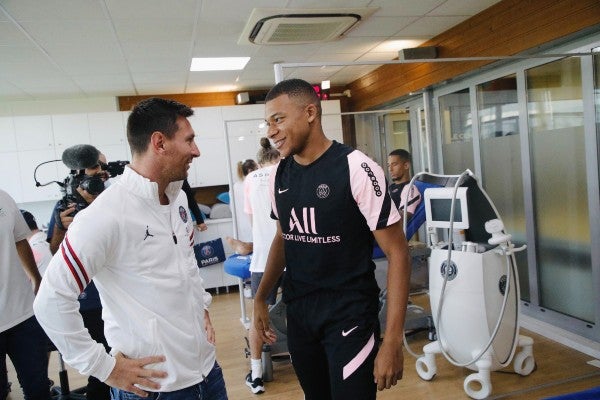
left=245, top=371, right=265, bottom=394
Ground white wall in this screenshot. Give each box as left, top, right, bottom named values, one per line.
left=0, top=96, right=118, bottom=117
left=0, top=96, right=118, bottom=229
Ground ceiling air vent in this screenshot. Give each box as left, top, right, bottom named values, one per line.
left=250, top=14, right=359, bottom=45
left=239, top=8, right=378, bottom=45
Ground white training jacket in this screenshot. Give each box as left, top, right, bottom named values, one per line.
left=34, top=166, right=216, bottom=392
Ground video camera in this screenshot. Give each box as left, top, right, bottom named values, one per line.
left=102, top=160, right=129, bottom=178
left=50, top=144, right=129, bottom=228
left=55, top=171, right=105, bottom=223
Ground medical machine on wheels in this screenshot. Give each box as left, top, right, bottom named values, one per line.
left=412, top=171, right=535, bottom=400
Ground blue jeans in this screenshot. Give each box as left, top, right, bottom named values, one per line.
left=0, top=316, right=51, bottom=400
left=110, top=362, right=227, bottom=400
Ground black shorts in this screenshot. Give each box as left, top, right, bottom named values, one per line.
left=250, top=272, right=284, bottom=305
left=286, top=290, right=380, bottom=400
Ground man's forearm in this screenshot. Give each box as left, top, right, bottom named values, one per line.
left=15, top=239, right=42, bottom=287
left=383, top=249, right=410, bottom=341
left=374, top=223, right=411, bottom=340
left=50, top=224, right=66, bottom=255
left=34, top=270, right=115, bottom=381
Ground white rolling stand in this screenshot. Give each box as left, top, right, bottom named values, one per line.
left=413, top=175, right=534, bottom=400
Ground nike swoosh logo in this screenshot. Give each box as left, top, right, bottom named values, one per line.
left=342, top=326, right=359, bottom=337
left=278, top=188, right=289, bottom=194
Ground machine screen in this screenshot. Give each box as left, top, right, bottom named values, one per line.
left=424, top=186, right=470, bottom=230
left=430, top=198, right=462, bottom=222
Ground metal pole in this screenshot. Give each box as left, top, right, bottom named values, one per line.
left=273, top=63, right=283, bottom=83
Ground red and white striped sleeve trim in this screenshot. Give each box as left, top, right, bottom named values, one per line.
left=60, top=233, right=90, bottom=293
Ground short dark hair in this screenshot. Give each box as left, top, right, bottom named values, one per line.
left=265, top=78, right=321, bottom=117
left=127, top=97, right=194, bottom=155
left=20, top=209, right=38, bottom=230
left=389, top=148, right=411, bottom=163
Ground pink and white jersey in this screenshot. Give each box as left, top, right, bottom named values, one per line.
left=399, top=183, right=421, bottom=217
left=270, top=141, right=400, bottom=302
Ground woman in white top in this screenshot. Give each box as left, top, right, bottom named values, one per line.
left=237, top=138, right=281, bottom=394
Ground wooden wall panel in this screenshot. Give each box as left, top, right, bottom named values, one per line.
left=348, top=0, right=600, bottom=111
left=118, top=90, right=269, bottom=111
left=119, top=87, right=351, bottom=112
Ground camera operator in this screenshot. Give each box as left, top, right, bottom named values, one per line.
left=46, top=145, right=111, bottom=400
left=47, top=152, right=107, bottom=253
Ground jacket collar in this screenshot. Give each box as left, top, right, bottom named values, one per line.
left=121, top=166, right=183, bottom=204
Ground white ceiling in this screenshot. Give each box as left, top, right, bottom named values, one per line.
left=0, top=0, right=501, bottom=101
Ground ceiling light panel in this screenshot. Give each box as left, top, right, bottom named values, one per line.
left=190, top=57, right=251, bottom=71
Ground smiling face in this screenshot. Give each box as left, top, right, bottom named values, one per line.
left=162, top=116, right=200, bottom=182
left=264, top=94, right=314, bottom=159
left=84, top=153, right=108, bottom=181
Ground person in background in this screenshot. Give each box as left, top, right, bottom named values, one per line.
left=46, top=151, right=108, bottom=253
left=34, top=97, right=228, bottom=399
left=242, top=137, right=281, bottom=394
left=19, top=210, right=55, bottom=386
left=387, top=149, right=420, bottom=221
left=0, top=189, right=50, bottom=400
left=224, top=236, right=253, bottom=256
left=232, top=159, right=258, bottom=243
left=20, top=210, right=52, bottom=277
left=182, top=179, right=208, bottom=232
left=387, top=149, right=411, bottom=209
left=254, top=79, right=411, bottom=400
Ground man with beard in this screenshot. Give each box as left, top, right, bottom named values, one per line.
left=35, top=98, right=228, bottom=399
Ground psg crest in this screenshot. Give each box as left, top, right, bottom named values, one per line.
left=201, top=244, right=214, bottom=257
left=193, top=238, right=226, bottom=267
left=179, top=206, right=188, bottom=222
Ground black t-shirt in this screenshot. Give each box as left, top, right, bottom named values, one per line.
left=271, top=141, right=399, bottom=302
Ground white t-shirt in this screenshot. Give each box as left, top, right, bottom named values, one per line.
left=28, top=231, right=52, bottom=277
left=0, top=189, right=34, bottom=332
left=244, top=165, right=278, bottom=273
left=233, top=180, right=252, bottom=241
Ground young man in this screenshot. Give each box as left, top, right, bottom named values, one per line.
left=0, top=190, right=50, bottom=400
left=253, top=79, right=411, bottom=399
left=34, top=98, right=228, bottom=399
left=388, top=149, right=420, bottom=221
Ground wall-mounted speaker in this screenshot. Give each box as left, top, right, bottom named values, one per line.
left=398, top=46, right=438, bottom=61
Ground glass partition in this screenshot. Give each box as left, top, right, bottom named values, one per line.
left=418, top=107, right=431, bottom=172
left=595, top=53, right=600, bottom=140
left=439, top=88, right=474, bottom=174
left=386, top=110, right=410, bottom=154
left=476, top=74, right=529, bottom=300
left=354, top=113, right=383, bottom=165
left=526, top=57, right=593, bottom=322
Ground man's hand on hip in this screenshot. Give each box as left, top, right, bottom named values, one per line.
left=105, top=352, right=168, bottom=397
